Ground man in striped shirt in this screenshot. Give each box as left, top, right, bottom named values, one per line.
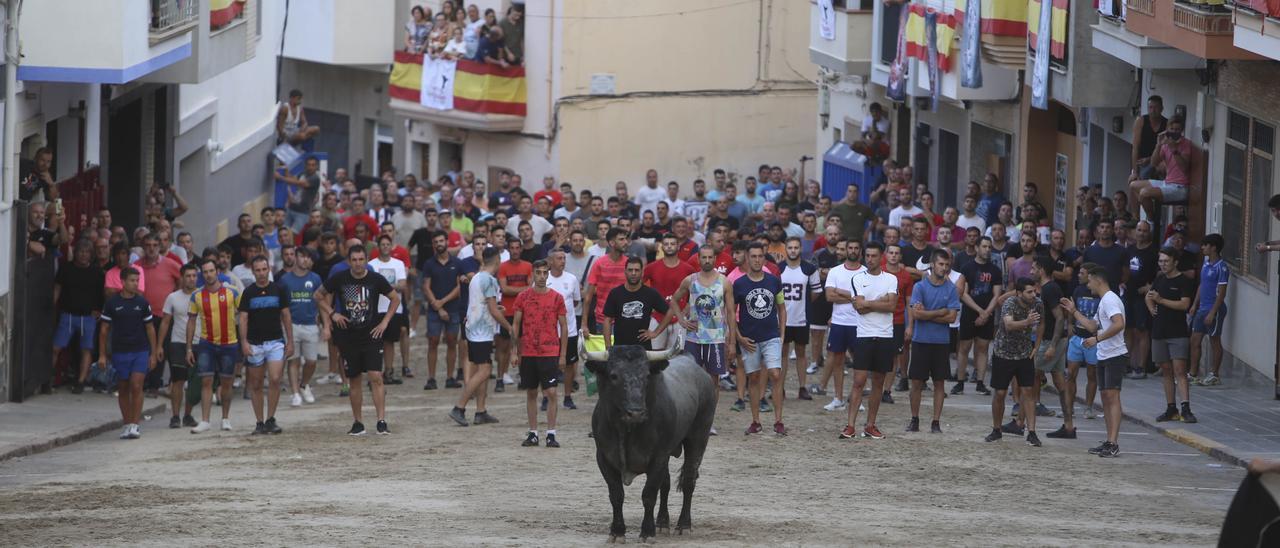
left=186, top=258, right=243, bottom=434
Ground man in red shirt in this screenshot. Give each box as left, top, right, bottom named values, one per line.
left=342, top=196, right=380, bottom=241
left=583, top=228, right=630, bottom=338
left=496, top=238, right=533, bottom=392
left=371, top=221, right=412, bottom=264
left=672, top=217, right=700, bottom=261
left=533, top=176, right=563, bottom=209
left=644, top=233, right=698, bottom=348
left=511, top=259, right=568, bottom=448
left=686, top=229, right=735, bottom=275
left=133, top=233, right=182, bottom=390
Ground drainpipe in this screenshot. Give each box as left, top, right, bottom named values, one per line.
left=3, top=0, right=18, bottom=205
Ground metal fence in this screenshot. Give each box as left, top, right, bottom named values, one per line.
left=151, top=0, right=198, bottom=32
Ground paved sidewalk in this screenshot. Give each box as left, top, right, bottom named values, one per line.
left=1066, top=355, right=1279, bottom=467
left=0, top=391, right=167, bottom=462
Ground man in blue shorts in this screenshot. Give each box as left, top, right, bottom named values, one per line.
left=1189, top=234, right=1229, bottom=386
left=98, top=267, right=158, bottom=439
left=422, top=230, right=465, bottom=390
left=1064, top=264, right=1100, bottom=421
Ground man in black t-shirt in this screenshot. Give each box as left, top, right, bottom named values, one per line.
left=238, top=256, right=293, bottom=435
left=953, top=237, right=1002, bottom=397
left=314, top=246, right=399, bottom=436
left=901, top=217, right=935, bottom=280
left=1147, top=247, right=1197, bottom=423
left=54, top=240, right=106, bottom=393
left=1123, top=221, right=1159, bottom=379
left=603, top=257, right=672, bottom=350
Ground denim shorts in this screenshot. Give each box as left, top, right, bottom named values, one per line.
left=196, top=342, right=240, bottom=378
left=112, top=351, right=150, bottom=380
left=427, top=309, right=461, bottom=337
left=741, top=337, right=782, bottom=374
left=54, top=313, right=97, bottom=350
left=1067, top=335, right=1098, bottom=365
left=1149, top=179, right=1188, bottom=202
left=246, top=339, right=286, bottom=366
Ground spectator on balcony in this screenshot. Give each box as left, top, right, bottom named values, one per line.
left=19, top=147, right=59, bottom=203
left=405, top=5, right=432, bottom=54
left=441, top=0, right=458, bottom=22
left=443, top=26, right=468, bottom=60
left=464, top=4, right=485, bottom=58
left=26, top=201, right=66, bottom=259
left=277, top=89, right=320, bottom=147
left=477, top=25, right=512, bottom=67
left=427, top=13, right=450, bottom=57
left=1130, top=116, right=1192, bottom=221
left=500, top=4, right=524, bottom=65
left=1131, top=95, right=1167, bottom=182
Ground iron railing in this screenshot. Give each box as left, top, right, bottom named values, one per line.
left=150, top=0, right=198, bottom=33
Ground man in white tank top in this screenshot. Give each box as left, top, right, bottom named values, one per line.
left=277, top=89, right=321, bottom=146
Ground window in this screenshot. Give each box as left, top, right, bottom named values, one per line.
left=1223, top=109, right=1274, bottom=282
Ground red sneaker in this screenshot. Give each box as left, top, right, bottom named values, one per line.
left=839, top=425, right=858, bottom=439
left=744, top=422, right=762, bottom=435
left=773, top=421, right=787, bottom=435
left=863, top=425, right=886, bottom=439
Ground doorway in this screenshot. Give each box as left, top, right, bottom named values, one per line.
left=438, top=141, right=463, bottom=183
left=373, top=123, right=393, bottom=178
left=108, top=98, right=143, bottom=229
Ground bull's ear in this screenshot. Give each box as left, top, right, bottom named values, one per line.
left=586, top=360, right=608, bottom=377
left=649, top=360, right=669, bottom=375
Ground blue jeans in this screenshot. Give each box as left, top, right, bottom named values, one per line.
left=196, top=342, right=240, bottom=378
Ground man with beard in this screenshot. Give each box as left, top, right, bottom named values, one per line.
left=643, top=233, right=698, bottom=350
left=905, top=249, right=961, bottom=433
left=734, top=243, right=787, bottom=435
left=839, top=242, right=898, bottom=440
left=1124, top=221, right=1158, bottom=379
left=779, top=237, right=819, bottom=401
left=671, top=245, right=737, bottom=435
left=603, top=257, right=675, bottom=350
left=422, top=231, right=465, bottom=390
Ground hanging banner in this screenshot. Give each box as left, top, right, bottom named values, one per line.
left=925, top=10, right=940, bottom=112
left=1030, top=0, right=1053, bottom=110
left=421, top=57, right=457, bottom=111
left=818, top=0, right=836, bottom=40
left=960, top=0, right=983, bottom=88
left=886, top=3, right=911, bottom=102
left=905, top=4, right=957, bottom=72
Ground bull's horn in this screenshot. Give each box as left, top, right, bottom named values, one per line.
left=645, top=330, right=684, bottom=362
left=579, top=335, right=609, bottom=362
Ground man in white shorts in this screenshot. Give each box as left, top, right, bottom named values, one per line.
left=280, top=248, right=323, bottom=406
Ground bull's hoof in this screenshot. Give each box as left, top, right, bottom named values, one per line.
left=657, top=526, right=671, bottom=534
left=676, top=525, right=690, bottom=536
left=609, top=535, right=625, bottom=544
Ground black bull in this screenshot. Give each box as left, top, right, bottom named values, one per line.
left=583, top=340, right=716, bottom=542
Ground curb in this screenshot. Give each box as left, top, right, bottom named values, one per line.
left=0, top=402, right=169, bottom=463
left=1117, top=411, right=1246, bottom=468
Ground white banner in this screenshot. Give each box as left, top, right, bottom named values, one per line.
left=818, top=0, right=836, bottom=40
left=421, top=57, right=457, bottom=111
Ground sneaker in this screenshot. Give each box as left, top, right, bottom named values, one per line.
left=291, top=392, right=303, bottom=407
left=448, top=407, right=469, bottom=426
left=402, top=367, right=414, bottom=378
left=949, top=382, right=965, bottom=395
left=1201, top=373, right=1221, bottom=386
left=252, top=422, right=268, bottom=435
left=1001, top=420, right=1024, bottom=435
left=798, top=387, right=812, bottom=401
left=1084, top=408, right=1098, bottom=420
left=906, top=417, right=920, bottom=432
left=1125, top=369, right=1148, bottom=380
left=182, top=414, right=197, bottom=428
left=984, top=428, right=1003, bottom=442
left=523, top=431, right=540, bottom=446
left=881, top=391, right=894, bottom=404
left=409, top=329, right=418, bottom=339
left=495, top=379, right=505, bottom=393
left=839, top=425, right=858, bottom=439
left=974, top=382, right=992, bottom=396
left=545, top=433, right=560, bottom=448
left=424, top=378, right=438, bottom=390
left=348, top=422, right=366, bottom=436
left=808, top=383, right=826, bottom=396
left=502, top=373, right=515, bottom=385
left=895, top=377, right=909, bottom=392
left=1181, top=404, right=1198, bottom=424
left=444, top=377, right=462, bottom=389
left=541, top=397, right=548, bottom=412
left=302, top=385, right=316, bottom=404
left=233, top=376, right=243, bottom=389
left=759, top=399, right=772, bottom=413
left=1098, top=442, right=1120, bottom=458
left=774, top=421, right=787, bottom=435
left=563, top=396, right=577, bottom=410
left=314, top=374, right=331, bottom=386
left=861, top=425, right=886, bottom=439
left=806, top=362, right=820, bottom=375
left=221, top=418, right=233, bottom=431
left=339, top=384, right=351, bottom=397
left=1156, top=407, right=1182, bottom=422
left=385, top=376, right=404, bottom=386
left=376, top=420, right=390, bottom=435
left=1187, top=374, right=1202, bottom=386
left=823, top=398, right=847, bottom=412
left=266, top=417, right=283, bottom=434
left=128, top=424, right=141, bottom=439
left=745, top=422, right=763, bottom=435
left=119, top=425, right=133, bottom=439
left=191, top=420, right=211, bottom=433
left=709, top=426, right=718, bottom=436
left=731, top=398, right=746, bottom=412
left=719, top=378, right=736, bottom=391
left=1035, top=403, right=1055, bottom=417
left=473, top=411, right=500, bottom=425
left=1026, top=431, right=1042, bottom=447
left=169, top=416, right=181, bottom=429
left=930, top=420, right=942, bottom=434
left=1045, top=425, right=1077, bottom=439
left=1088, top=441, right=1110, bottom=455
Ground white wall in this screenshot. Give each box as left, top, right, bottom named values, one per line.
left=19, top=0, right=189, bottom=73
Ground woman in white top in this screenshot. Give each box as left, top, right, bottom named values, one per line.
left=404, top=6, right=432, bottom=54
left=443, top=27, right=467, bottom=60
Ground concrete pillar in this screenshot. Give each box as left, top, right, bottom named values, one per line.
left=84, top=84, right=101, bottom=167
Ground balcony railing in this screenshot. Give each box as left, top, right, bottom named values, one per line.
left=1128, top=0, right=1155, bottom=16
left=1173, top=1, right=1234, bottom=34
left=150, top=0, right=198, bottom=37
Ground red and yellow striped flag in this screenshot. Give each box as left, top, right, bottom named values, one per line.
left=954, top=0, right=1029, bottom=37
left=390, top=51, right=424, bottom=102
left=905, top=4, right=958, bottom=73
left=389, top=52, right=526, bottom=116
left=1027, top=0, right=1068, bottom=61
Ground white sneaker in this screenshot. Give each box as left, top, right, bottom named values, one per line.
left=805, top=362, right=820, bottom=375
left=302, top=385, right=316, bottom=404
left=314, top=374, right=331, bottom=385
left=232, top=376, right=243, bottom=388
left=191, top=421, right=211, bottom=433
left=823, top=398, right=847, bottom=411
left=128, top=424, right=141, bottom=439
left=221, top=418, right=233, bottom=431
left=1201, top=373, right=1221, bottom=386
left=502, top=373, right=515, bottom=385
left=291, top=392, right=303, bottom=407
left=409, top=329, right=418, bottom=339
left=709, top=426, right=718, bottom=436
left=120, top=425, right=133, bottom=439
left=329, top=373, right=342, bottom=384
left=1084, top=408, right=1098, bottom=420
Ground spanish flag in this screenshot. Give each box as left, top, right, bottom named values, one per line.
left=389, top=51, right=527, bottom=116
left=210, top=0, right=245, bottom=29
left=953, top=0, right=1028, bottom=37
left=1027, top=0, right=1068, bottom=62
left=905, top=3, right=957, bottom=73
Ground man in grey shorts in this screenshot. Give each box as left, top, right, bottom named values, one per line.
left=1065, top=266, right=1127, bottom=458
left=281, top=248, right=323, bottom=407
left=1147, top=247, right=1197, bottom=423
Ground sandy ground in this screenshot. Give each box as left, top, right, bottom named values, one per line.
left=0, top=344, right=1241, bottom=547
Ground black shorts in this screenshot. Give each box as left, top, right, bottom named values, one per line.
left=497, top=318, right=514, bottom=339
left=1125, top=296, right=1151, bottom=331
left=990, top=356, right=1034, bottom=391
left=468, top=340, right=494, bottom=365
left=949, top=328, right=958, bottom=352
left=337, top=340, right=383, bottom=378
left=784, top=326, right=810, bottom=345
left=892, top=324, right=905, bottom=354
left=852, top=337, right=896, bottom=373
left=518, top=356, right=562, bottom=390
left=166, top=342, right=189, bottom=382
left=565, top=336, right=580, bottom=365
left=382, top=314, right=406, bottom=343
left=1098, top=354, right=1127, bottom=391
left=959, top=309, right=995, bottom=341
left=907, top=342, right=950, bottom=381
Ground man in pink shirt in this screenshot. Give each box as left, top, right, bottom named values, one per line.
left=1130, top=116, right=1192, bottom=220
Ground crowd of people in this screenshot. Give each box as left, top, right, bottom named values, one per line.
left=31, top=120, right=1280, bottom=453
left=404, top=1, right=524, bottom=68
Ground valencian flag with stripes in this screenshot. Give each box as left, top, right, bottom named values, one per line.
left=1027, top=0, right=1069, bottom=65
left=389, top=51, right=527, bottom=116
